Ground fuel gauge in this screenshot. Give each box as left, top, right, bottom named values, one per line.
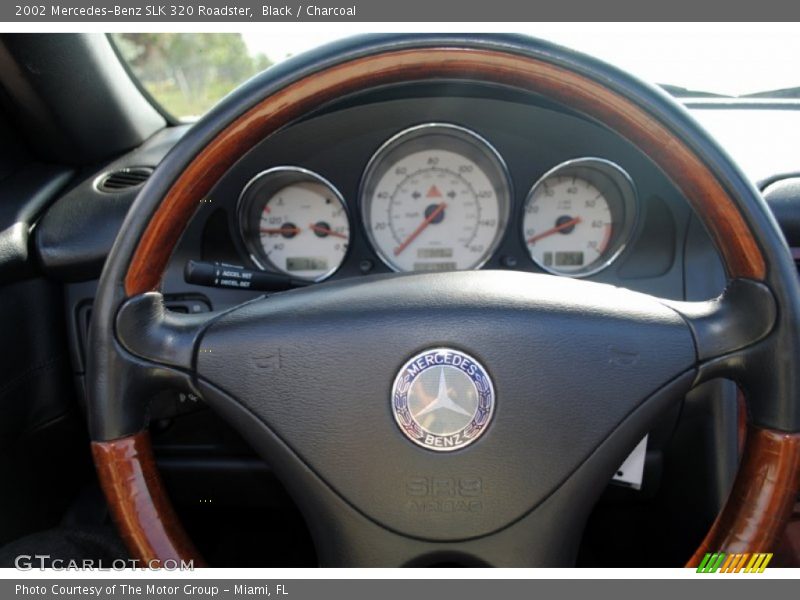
left=522, top=158, right=637, bottom=277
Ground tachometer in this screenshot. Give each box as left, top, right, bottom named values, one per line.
left=238, top=167, right=350, bottom=281
left=522, top=158, right=637, bottom=277
left=361, top=124, right=511, bottom=272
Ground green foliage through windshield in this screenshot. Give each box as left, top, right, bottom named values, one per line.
left=111, top=33, right=271, bottom=119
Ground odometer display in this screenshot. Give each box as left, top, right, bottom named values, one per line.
left=285, top=257, right=329, bottom=272
left=361, top=124, right=511, bottom=273
left=547, top=251, right=585, bottom=267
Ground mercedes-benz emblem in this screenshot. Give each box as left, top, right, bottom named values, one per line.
left=392, top=348, right=495, bottom=452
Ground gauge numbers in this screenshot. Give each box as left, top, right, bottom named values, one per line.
left=361, top=124, right=510, bottom=272
left=369, top=149, right=501, bottom=272
left=524, top=176, right=612, bottom=273
left=523, top=159, right=637, bottom=277
left=239, top=167, right=350, bottom=281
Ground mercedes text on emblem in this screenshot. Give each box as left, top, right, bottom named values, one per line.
left=392, top=348, right=495, bottom=451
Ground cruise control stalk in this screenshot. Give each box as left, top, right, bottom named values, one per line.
left=184, top=260, right=309, bottom=292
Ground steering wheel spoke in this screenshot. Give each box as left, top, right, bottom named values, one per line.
left=666, top=278, right=776, bottom=367
left=664, top=279, right=783, bottom=427
left=115, top=291, right=220, bottom=372
left=97, top=290, right=257, bottom=441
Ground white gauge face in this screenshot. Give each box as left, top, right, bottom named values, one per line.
left=240, top=169, right=350, bottom=281
left=258, top=182, right=350, bottom=280
left=522, top=159, right=637, bottom=277
left=362, top=126, right=510, bottom=272
left=523, top=175, right=613, bottom=274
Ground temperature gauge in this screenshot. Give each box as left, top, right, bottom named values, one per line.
left=238, top=167, right=350, bottom=282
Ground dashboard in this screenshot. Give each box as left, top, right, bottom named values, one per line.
left=147, top=84, right=710, bottom=307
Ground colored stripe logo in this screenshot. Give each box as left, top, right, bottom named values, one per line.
left=696, top=552, right=773, bottom=573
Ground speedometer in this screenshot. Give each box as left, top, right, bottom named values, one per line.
left=360, top=124, right=511, bottom=272
left=522, top=158, right=637, bottom=277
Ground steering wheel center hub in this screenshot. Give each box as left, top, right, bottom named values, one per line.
left=392, top=347, right=495, bottom=452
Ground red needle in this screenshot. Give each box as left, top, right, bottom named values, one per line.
left=260, top=227, right=301, bottom=235
left=526, top=217, right=582, bottom=245
left=309, top=223, right=348, bottom=239
left=394, top=202, right=447, bottom=256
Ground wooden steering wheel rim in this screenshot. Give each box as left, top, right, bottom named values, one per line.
left=90, top=43, right=800, bottom=568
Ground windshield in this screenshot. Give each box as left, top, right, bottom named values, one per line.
left=111, top=25, right=800, bottom=120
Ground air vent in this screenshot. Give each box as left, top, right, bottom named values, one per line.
left=96, top=167, right=153, bottom=193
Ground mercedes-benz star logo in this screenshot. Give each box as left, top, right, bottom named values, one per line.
left=392, top=348, right=495, bottom=452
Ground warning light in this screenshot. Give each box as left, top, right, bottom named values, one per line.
left=426, top=185, right=443, bottom=198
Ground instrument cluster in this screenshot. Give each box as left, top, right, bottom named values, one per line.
left=237, top=122, right=639, bottom=282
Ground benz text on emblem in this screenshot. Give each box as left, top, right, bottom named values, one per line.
left=392, top=348, right=495, bottom=451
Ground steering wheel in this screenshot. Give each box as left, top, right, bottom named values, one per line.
left=87, top=34, right=800, bottom=567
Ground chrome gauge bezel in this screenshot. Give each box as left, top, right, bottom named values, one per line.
left=521, top=157, right=638, bottom=278
left=359, top=123, right=512, bottom=273
left=237, top=166, right=351, bottom=282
